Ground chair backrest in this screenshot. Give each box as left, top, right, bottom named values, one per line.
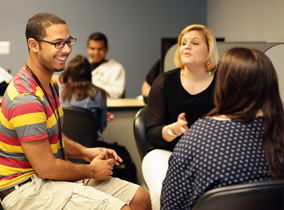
left=264, top=43, right=284, bottom=102
left=133, top=106, right=148, bottom=160
left=62, top=104, right=99, bottom=148
left=192, top=180, right=284, bottom=210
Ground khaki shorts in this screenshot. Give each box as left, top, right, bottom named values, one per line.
left=1, top=174, right=139, bottom=210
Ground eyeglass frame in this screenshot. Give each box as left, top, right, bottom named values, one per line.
left=35, top=37, right=77, bottom=49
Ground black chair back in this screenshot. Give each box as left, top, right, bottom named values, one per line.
left=133, top=106, right=148, bottom=160
left=62, top=105, right=99, bottom=163
left=192, top=180, right=284, bottom=210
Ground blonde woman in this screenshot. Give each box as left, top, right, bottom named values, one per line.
left=142, top=24, right=219, bottom=210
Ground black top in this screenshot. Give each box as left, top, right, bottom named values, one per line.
left=146, top=68, right=215, bottom=152
left=146, top=59, right=162, bottom=86
left=91, top=63, right=100, bottom=70
left=143, top=59, right=162, bottom=104
left=161, top=117, right=270, bottom=209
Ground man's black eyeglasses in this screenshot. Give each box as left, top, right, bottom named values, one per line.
left=36, top=37, right=77, bottom=49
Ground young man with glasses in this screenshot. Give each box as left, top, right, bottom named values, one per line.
left=0, top=12, right=151, bottom=210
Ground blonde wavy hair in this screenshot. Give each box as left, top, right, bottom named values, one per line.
left=174, top=24, right=219, bottom=74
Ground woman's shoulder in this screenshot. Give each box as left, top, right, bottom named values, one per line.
left=163, top=68, right=180, bottom=76
left=90, top=85, right=106, bottom=97
left=154, top=68, right=180, bottom=84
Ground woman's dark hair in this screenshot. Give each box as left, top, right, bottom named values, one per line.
left=60, top=55, right=108, bottom=102
left=208, top=47, right=284, bottom=179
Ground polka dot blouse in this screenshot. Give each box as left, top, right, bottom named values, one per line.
left=161, top=117, right=270, bottom=210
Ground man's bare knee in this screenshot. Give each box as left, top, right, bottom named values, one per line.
left=129, top=187, right=152, bottom=210
left=121, top=204, right=131, bottom=210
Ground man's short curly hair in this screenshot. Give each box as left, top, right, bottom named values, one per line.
left=25, top=12, right=66, bottom=44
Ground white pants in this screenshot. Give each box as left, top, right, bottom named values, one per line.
left=142, top=149, right=172, bottom=210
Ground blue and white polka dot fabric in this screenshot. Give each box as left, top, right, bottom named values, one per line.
left=161, top=117, right=270, bottom=210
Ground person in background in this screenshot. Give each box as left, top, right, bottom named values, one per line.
left=59, top=55, right=137, bottom=184
left=59, top=55, right=113, bottom=142
left=141, top=60, right=162, bottom=104
left=87, top=32, right=126, bottom=98
left=143, top=24, right=219, bottom=210
left=0, top=67, right=13, bottom=96
left=161, top=47, right=284, bottom=209
left=0, top=12, right=151, bottom=210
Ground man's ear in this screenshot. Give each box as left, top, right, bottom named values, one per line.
left=105, top=47, right=109, bottom=54
left=28, top=38, right=39, bottom=53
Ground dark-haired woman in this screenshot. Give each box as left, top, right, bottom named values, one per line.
left=161, top=47, right=284, bottom=209
left=59, top=55, right=112, bottom=141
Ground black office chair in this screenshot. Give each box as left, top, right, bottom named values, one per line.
left=62, top=105, right=99, bottom=163
left=192, top=179, right=284, bottom=210
left=133, top=106, right=148, bottom=161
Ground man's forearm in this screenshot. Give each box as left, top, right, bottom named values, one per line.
left=63, top=134, right=88, bottom=160
left=21, top=137, right=94, bottom=181
left=43, top=158, right=93, bottom=181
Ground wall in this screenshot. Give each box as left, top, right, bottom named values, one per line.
left=1, top=0, right=283, bottom=96
left=207, top=0, right=284, bottom=42
left=0, top=0, right=207, bottom=98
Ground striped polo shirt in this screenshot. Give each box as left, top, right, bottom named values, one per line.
left=0, top=67, right=66, bottom=191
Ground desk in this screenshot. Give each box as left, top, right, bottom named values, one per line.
left=107, top=98, right=146, bottom=109
left=103, top=98, right=146, bottom=185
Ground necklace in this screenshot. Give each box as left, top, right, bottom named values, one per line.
left=25, top=64, right=66, bottom=160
